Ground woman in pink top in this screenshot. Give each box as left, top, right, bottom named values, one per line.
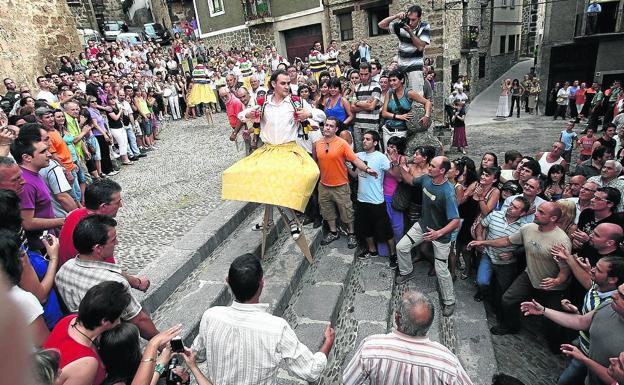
left=575, top=82, right=587, bottom=118
left=377, top=136, right=407, bottom=259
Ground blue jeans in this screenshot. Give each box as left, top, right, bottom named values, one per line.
left=477, top=254, right=493, bottom=287
left=69, top=169, right=81, bottom=202
left=125, top=126, right=141, bottom=157
left=557, top=356, right=586, bottom=385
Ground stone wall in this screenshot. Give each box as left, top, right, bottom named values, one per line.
left=0, top=0, right=82, bottom=92
left=248, top=24, right=276, bottom=50
left=102, top=0, right=125, bottom=22
left=67, top=1, right=99, bottom=30
left=149, top=0, right=173, bottom=30
left=202, top=28, right=253, bottom=50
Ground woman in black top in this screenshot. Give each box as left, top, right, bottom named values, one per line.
left=508, top=79, right=524, bottom=118
left=107, top=95, right=133, bottom=166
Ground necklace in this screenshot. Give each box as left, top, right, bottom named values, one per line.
left=72, top=322, right=96, bottom=346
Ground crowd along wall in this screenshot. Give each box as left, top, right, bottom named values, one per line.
left=0, top=0, right=82, bottom=92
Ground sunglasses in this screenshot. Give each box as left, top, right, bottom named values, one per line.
left=325, top=142, right=329, bottom=154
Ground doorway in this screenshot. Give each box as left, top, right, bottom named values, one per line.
left=283, top=24, right=323, bottom=63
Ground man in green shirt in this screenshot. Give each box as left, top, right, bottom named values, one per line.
left=588, top=83, right=603, bottom=131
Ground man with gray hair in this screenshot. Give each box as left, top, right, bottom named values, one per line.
left=588, top=159, right=624, bottom=212
left=342, top=290, right=473, bottom=385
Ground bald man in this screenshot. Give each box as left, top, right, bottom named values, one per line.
left=469, top=202, right=572, bottom=351
left=219, top=88, right=244, bottom=144
left=396, top=156, right=460, bottom=316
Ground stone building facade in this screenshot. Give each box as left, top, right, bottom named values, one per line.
left=0, top=0, right=82, bottom=91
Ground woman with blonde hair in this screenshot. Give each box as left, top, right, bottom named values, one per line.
left=496, top=79, right=511, bottom=118
left=556, top=199, right=577, bottom=237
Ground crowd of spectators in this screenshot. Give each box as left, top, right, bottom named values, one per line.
left=2, top=3, right=624, bottom=385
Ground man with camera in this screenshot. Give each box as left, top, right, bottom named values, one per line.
left=378, top=5, right=431, bottom=96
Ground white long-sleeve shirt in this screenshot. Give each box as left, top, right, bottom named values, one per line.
left=238, top=94, right=326, bottom=145
left=192, top=301, right=327, bottom=385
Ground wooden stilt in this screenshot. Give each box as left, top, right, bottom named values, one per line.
left=281, top=214, right=314, bottom=264
left=260, top=205, right=271, bottom=259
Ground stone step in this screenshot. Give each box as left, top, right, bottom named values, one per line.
left=135, top=200, right=257, bottom=315
left=150, top=206, right=324, bottom=346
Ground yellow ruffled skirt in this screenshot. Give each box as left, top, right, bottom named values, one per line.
left=187, top=84, right=216, bottom=106
left=222, top=142, right=320, bottom=212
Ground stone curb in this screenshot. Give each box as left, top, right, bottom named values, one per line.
left=135, top=200, right=257, bottom=314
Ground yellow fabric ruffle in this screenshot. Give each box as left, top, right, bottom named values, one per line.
left=187, top=84, right=216, bottom=106
left=222, top=142, right=320, bottom=212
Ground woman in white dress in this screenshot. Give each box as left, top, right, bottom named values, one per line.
left=496, top=79, right=511, bottom=117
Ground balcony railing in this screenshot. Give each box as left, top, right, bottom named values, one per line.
left=574, top=9, right=623, bottom=37
left=461, top=26, right=479, bottom=50
left=243, top=0, right=271, bottom=22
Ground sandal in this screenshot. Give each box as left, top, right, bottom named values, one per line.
left=135, top=276, right=151, bottom=292
left=251, top=222, right=273, bottom=231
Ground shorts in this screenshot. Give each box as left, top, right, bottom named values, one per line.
left=355, top=201, right=394, bottom=241
left=318, top=183, right=354, bottom=224
left=86, top=136, right=101, bottom=161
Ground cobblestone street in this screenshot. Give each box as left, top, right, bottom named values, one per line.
left=110, top=114, right=244, bottom=274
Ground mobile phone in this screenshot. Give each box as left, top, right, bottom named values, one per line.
left=170, top=336, right=184, bottom=353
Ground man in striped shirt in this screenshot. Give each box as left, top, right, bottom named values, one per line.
left=378, top=5, right=431, bottom=95
left=473, top=196, right=529, bottom=304
left=342, top=290, right=473, bottom=385
left=351, top=62, right=382, bottom=152
left=191, top=253, right=335, bottom=385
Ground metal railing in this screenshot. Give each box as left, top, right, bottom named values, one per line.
left=574, top=9, right=623, bottom=37
left=461, top=25, right=479, bottom=49
left=243, top=0, right=271, bottom=21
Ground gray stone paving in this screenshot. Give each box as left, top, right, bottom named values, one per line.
left=107, top=113, right=243, bottom=274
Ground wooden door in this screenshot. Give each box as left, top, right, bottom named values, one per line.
left=283, top=24, right=323, bottom=63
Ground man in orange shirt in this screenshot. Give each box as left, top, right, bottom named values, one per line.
left=313, top=116, right=377, bottom=248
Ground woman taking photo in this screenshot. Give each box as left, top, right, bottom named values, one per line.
left=380, top=70, right=432, bottom=151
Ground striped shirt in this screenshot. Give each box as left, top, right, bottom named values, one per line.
left=480, top=210, right=524, bottom=264
left=192, top=301, right=327, bottom=385
left=389, top=20, right=431, bottom=72
left=342, top=331, right=473, bottom=385
left=55, top=257, right=142, bottom=320
left=579, top=283, right=614, bottom=355
left=354, top=81, right=382, bottom=132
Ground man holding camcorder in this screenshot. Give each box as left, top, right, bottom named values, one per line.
left=378, top=5, right=431, bottom=96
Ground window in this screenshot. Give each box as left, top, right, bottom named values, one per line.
left=368, top=5, right=389, bottom=37
left=499, top=35, right=506, bottom=54
left=508, top=34, right=515, bottom=51
left=208, top=0, right=224, bottom=16
left=338, top=13, right=353, bottom=41
left=516, top=34, right=520, bottom=50
left=510, top=0, right=515, bottom=8
left=501, top=0, right=507, bottom=6
left=478, top=55, right=486, bottom=78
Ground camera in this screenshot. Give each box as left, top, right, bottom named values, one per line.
left=396, top=14, right=410, bottom=29
left=170, top=336, right=185, bottom=353
left=166, top=355, right=182, bottom=385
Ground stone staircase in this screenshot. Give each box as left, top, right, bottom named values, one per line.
left=136, top=201, right=497, bottom=385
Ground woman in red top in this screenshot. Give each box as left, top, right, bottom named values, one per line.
left=44, top=281, right=130, bottom=385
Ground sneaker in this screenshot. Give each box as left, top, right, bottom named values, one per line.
left=290, top=222, right=301, bottom=240
left=357, top=249, right=378, bottom=260
left=442, top=303, right=456, bottom=317
left=138, top=153, right=147, bottom=158
left=337, top=224, right=349, bottom=236
left=347, top=234, right=358, bottom=249
left=321, top=231, right=339, bottom=245
left=107, top=170, right=120, bottom=176
left=388, top=255, right=398, bottom=270
left=251, top=222, right=273, bottom=231
left=395, top=270, right=416, bottom=284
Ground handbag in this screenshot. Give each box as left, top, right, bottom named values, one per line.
left=391, top=182, right=413, bottom=212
